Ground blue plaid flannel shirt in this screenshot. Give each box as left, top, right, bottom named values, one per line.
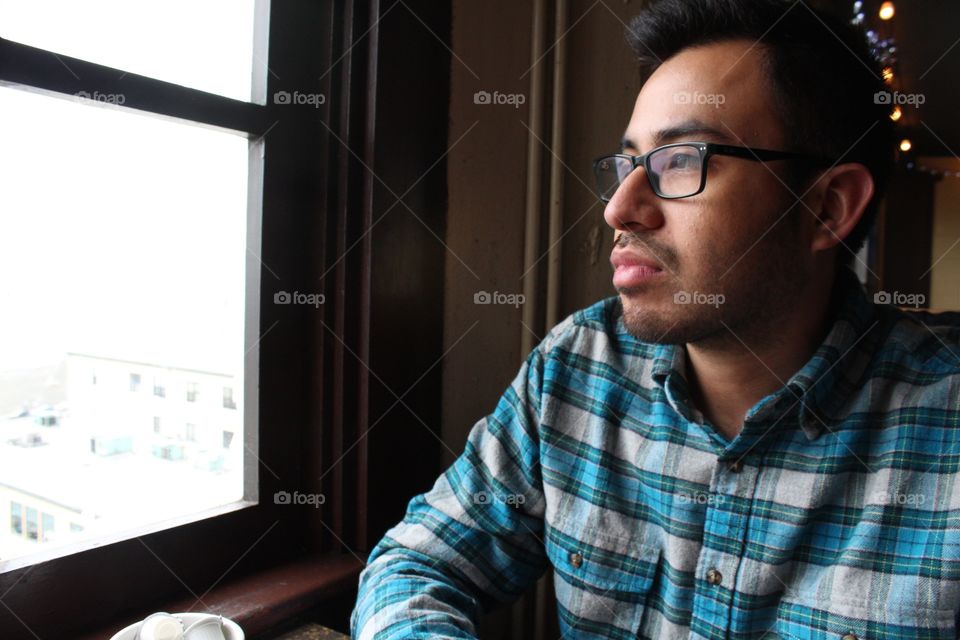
left=352, top=268, right=960, bottom=639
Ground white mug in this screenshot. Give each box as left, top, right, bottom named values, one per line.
left=110, top=612, right=243, bottom=640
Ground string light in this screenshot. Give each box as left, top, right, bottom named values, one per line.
left=879, top=2, right=895, bottom=21
left=909, top=164, right=960, bottom=179
left=852, top=1, right=959, bottom=179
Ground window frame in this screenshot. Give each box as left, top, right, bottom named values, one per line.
left=0, top=1, right=348, bottom=636
left=0, top=0, right=453, bottom=636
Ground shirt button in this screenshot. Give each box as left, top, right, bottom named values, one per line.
left=705, top=568, right=722, bottom=585
left=569, top=552, right=583, bottom=568
left=840, top=634, right=858, bottom=640
left=729, top=460, right=743, bottom=473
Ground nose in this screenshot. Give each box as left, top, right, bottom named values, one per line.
left=602, top=164, right=665, bottom=233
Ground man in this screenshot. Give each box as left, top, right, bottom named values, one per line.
left=352, top=1, right=960, bottom=638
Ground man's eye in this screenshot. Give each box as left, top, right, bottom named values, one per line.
left=667, top=154, right=698, bottom=170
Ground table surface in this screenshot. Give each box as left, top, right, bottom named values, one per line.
left=269, top=622, right=350, bottom=639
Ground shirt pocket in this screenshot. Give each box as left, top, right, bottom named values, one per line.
left=545, top=522, right=660, bottom=639
left=771, top=595, right=957, bottom=640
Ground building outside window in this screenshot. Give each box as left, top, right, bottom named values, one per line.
left=222, top=386, right=236, bottom=409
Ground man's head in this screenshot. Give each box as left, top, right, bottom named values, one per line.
left=604, top=0, right=894, bottom=345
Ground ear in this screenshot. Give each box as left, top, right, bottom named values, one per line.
left=808, top=163, right=875, bottom=254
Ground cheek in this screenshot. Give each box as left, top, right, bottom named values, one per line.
left=697, top=173, right=786, bottom=245
left=670, top=210, right=726, bottom=274
left=668, top=184, right=788, bottom=278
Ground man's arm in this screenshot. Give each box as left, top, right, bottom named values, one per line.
left=350, top=347, right=550, bottom=639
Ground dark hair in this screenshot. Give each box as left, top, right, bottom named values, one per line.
left=626, top=0, right=895, bottom=261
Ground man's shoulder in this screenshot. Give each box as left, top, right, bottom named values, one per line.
left=876, top=304, right=960, bottom=378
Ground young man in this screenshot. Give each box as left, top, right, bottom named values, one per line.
left=352, top=1, right=960, bottom=638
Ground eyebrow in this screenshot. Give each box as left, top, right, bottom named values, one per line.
left=620, top=121, right=735, bottom=153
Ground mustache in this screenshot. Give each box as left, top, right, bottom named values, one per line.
left=613, top=231, right=678, bottom=270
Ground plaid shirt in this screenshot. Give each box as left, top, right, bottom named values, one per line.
left=351, top=268, right=960, bottom=639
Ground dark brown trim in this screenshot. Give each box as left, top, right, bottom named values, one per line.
left=356, top=0, right=380, bottom=556
left=361, top=0, right=451, bottom=547
left=328, top=0, right=354, bottom=552
left=73, top=553, right=364, bottom=640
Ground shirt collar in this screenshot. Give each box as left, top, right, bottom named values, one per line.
left=647, top=267, right=878, bottom=440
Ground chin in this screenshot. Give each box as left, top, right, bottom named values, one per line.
left=619, top=293, right=724, bottom=345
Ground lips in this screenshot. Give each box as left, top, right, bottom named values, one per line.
left=611, top=250, right=663, bottom=271
left=611, top=250, right=665, bottom=289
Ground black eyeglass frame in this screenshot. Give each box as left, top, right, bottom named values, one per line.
left=592, top=141, right=833, bottom=201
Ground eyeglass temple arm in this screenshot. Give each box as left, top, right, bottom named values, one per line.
left=708, top=143, right=832, bottom=164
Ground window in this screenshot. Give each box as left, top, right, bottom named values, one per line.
left=222, top=386, right=237, bottom=409
left=186, top=382, right=199, bottom=403
left=0, top=0, right=438, bottom=634
left=10, top=502, right=22, bottom=535
left=0, top=2, right=254, bottom=569
left=25, top=508, right=38, bottom=542
left=41, top=514, right=55, bottom=543
left=0, top=74, right=251, bottom=566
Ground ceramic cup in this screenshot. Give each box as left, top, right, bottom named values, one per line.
left=110, top=613, right=242, bottom=640
left=182, top=615, right=226, bottom=640
left=136, top=613, right=183, bottom=640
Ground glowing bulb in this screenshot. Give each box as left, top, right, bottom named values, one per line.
left=899, top=139, right=912, bottom=152
left=879, top=2, right=895, bottom=20
left=882, top=67, right=895, bottom=83
left=890, top=106, right=902, bottom=122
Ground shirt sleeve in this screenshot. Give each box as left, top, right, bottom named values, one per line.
left=350, top=346, right=549, bottom=640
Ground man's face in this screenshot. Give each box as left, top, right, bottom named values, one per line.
left=606, top=39, right=814, bottom=345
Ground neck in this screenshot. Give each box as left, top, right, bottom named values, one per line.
left=684, top=271, right=838, bottom=440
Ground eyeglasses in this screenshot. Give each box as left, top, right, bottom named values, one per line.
left=593, top=142, right=830, bottom=201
